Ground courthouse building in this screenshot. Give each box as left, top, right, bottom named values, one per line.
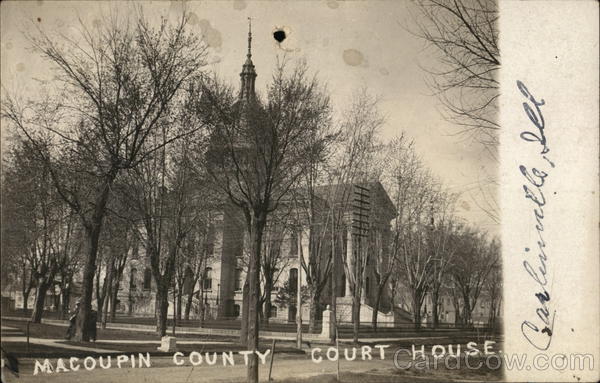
left=121, top=27, right=399, bottom=325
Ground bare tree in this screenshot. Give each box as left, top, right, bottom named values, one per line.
left=2, top=138, right=81, bottom=323
left=197, top=54, right=331, bottom=381
left=387, top=143, right=437, bottom=329
left=174, top=207, right=216, bottom=322
left=120, top=131, right=207, bottom=336
left=370, top=134, right=415, bottom=331
left=259, top=213, right=292, bottom=324
left=2, top=9, right=208, bottom=340
left=2, top=140, right=38, bottom=314
left=449, top=228, right=498, bottom=325
left=286, top=101, right=336, bottom=333
left=412, top=0, right=500, bottom=149
left=485, top=251, right=502, bottom=329
left=331, top=89, right=385, bottom=343
left=96, top=211, right=134, bottom=328
left=424, top=185, right=460, bottom=328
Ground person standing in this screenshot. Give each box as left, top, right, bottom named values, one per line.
left=65, top=301, right=80, bottom=340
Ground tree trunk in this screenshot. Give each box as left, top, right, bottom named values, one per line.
left=329, top=236, right=338, bottom=344
left=246, top=213, right=265, bottom=383
left=172, top=283, right=177, bottom=335
left=463, top=293, right=472, bottom=326
left=262, top=279, right=273, bottom=324
left=199, top=292, right=206, bottom=326
left=176, top=288, right=183, bottom=321
left=184, top=291, right=194, bottom=320
left=372, top=284, right=384, bottom=331
left=431, top=288, right=440, bottom=329
left=156, top=284, right=169, bottom=337
left=75, top=175, right=114, bottom=342
left=95, top=258, right=111, bottom=324
left=449, top=290, right=462, bottom=325
left=412, top=290, right=422, bottom=330
left=22, top=268, right=33, bottom=314
left=31, top=279, right=51, bottom=323
left=240, top=278, right=249, bottom=346
left=97, top=260, right=113, bottom=328
left=51, top=284, right=59, bottom=311
left=22, top=289, right=30, bottom=314
left=488, top=298, right=497, bottom=328
left=352, top=297, right=360, bottom=344
left=101, top=281, right=111, bottom=329
left=110, top=277, right=121, bottom=322
left=308, top=289, right=321, bottom=334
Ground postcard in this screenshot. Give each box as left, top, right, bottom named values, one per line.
left=1, top=1, right=597, bottom=382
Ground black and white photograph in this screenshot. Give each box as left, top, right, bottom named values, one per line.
left=1, top=1, right=597, bottom=382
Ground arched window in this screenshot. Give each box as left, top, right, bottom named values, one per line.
left=203, top=267, right=213, bottom=290
left=143, top=268, right=152, bottom=290
left=234, top=268, right=243, bottom=291
left=289, top=268, right=298, bottom=293
left=130, top=268, right=138, bottom=290
left=289, top=232, right=298, bottom=257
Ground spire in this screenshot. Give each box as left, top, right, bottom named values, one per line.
left=240, top=17, right=256, bottom=101
left=247, top=17, right=252, bottom=60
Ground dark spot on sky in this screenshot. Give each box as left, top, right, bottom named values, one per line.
left=273, top=30, right=286, bottom=43
left=37, top=17, right=42, bottom=23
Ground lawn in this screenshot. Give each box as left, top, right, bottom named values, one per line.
left=1, top=319, right=236, bottom=341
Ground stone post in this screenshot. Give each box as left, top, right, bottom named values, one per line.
left=157, top=336, right=177, bottom=352
left=320, top=305, right=331, bottom=339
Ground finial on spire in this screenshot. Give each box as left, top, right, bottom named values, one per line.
left=247, top=17, right=252, bottom=59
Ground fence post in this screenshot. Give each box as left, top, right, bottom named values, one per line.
left=268, top=339, right=276, bottom=381
left=26, top=321, right=30, bottom=352
left=336, top=326, right=340, bottom=382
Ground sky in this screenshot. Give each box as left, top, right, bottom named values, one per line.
left=0, top=0, right=499, bottom=235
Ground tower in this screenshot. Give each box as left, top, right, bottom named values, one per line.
left=239, top=18, right=257, bottom=102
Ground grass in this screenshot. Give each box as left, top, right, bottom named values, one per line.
left=1, top=319, right=305, bottom=358
left=0, top=342, right=85, bottom=357
left=1, top=319, right=237, bottom=341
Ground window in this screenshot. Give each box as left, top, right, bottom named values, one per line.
left=270, top=305, right=278, bottom=318
left=289, top=232, right=298, bottom=257
left=234, top=268, right=243, bottom=291
left=233, top=304, right=241, bottom=318
left=184, top=266, right=194, bottom=294
left=143, top=268, right=152, bottom=290
left=206, top=241, right=215, bottom=257
left=289, top=268, right=298, bottom=293
left=130, top=268, right=137, bottom=290
left=203, top=267, right=213, bottom=290
left=206, top=225, right=215, bottom=256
